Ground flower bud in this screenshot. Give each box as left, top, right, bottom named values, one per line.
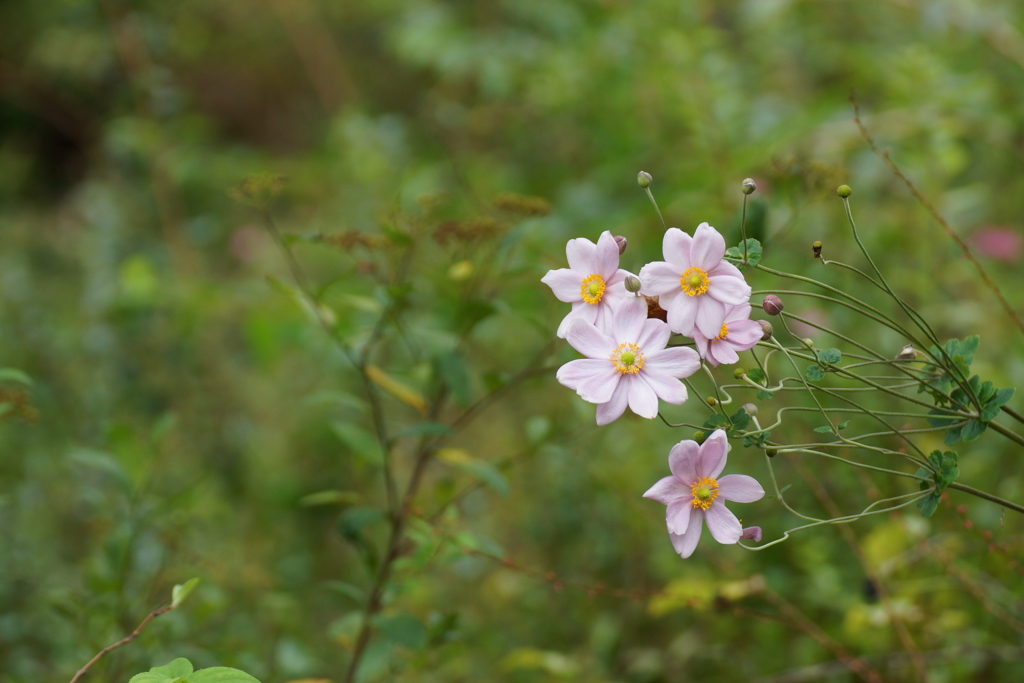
left=836, top=184, right=852, bottom=198
left=802, top=338, right=814, bottom=348
left=742, top=403, right=758, bottom=417
left=758, top=320, right=773, bottom=340
left=812, top=240, right=822, bottom=258
left=765, top=448, right=778, bottom=458
left=895, top=344, right=917, bottom=361
left=624, top=274, right=642, bottom=294
left=762, top=295, right=784, bottom=316
left=741, top=178, right=756, bottom=195
left=637, top=171, right=652, bottom=188
left=740, top=526, right=762, bottom=542
left=692, top=430, right=706, bottom=444
left=706, top=396, right=718, bottom=406
left=733, top=367, right=746, bottom=379
left=614, top=235, right=628, bottom=255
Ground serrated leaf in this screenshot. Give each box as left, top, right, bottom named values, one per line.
left=703, top=413, right=729, bottom=429
left=171, top=578, right=199, bottom=609
left=0, top=368, right=32, bottom=385
left=756, top=390, right=774, bottom=401
left=943, top=425, right=963, bottom=445
left=729, top=408, right=750, bottom=431
left=746, top=367, right=766, bottom=384
left=916, top=491, right=940, bottom=518
left=805, top=365, right=824, bottom=382
left=961, top=420, right=987, bottom=443
left=189, top=667, right=261, bottom=683
left=819, top=348, right=842, bottom=365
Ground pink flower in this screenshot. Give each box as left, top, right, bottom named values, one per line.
left=638, top=223, right=752, bottom=338
left=557, top=298, right=701, bottom=425
left=542, top=231, right=635, bottom=337
left=740, top=526, right=762, bottom=542
left=691, top=303, right=762, bottom=367
left=970, top=226, right=1022, bottom=263
left=643, top=430, right=765, bottom=558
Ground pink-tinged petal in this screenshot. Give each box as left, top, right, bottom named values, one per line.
left=708, top=274, right=751, bottom=306
left=709, top=259, right=745, bottom=280
left=555, top=358, right=609, bottom=391
left=556, top=300, right=600, bottom=338
left=724, top=303, right=753, bottom=323
left=626, top=374, right=659, bottom=419
left=638, top=261, right=681, bottom=297
left=666, top=296, right=697, bottom=336
left=645, top=347, right=701, bottom=379
left=723, top=319, right=762, bottom=348
left=541, top=268, right=585, bottom=303
left=613, top=297, right=648, bottom=343
left=576, top=367, right=620, bottom=404
left=594, top=231, right=621, bottom=279
left=566, top=237, right=597, bottom=273
left=595, top=378, right=629, bottom=426
left=662, top=228, right=692, bottom=270
left=641, top=371, right=686, bottom=405
left=565, top=317, right=614, bottom=358
left=709, top=341, right=738, bottom=367
left=717, top=474, right=765, bottom=503
left=690, top=223, right=726, bottom=271
left=696, top=429, right=729, bottom=479
left=637, top=318, right=670, bottom=351
left=692, top=334, right=711, bottom=362
left=643, top=475, right=687, bottom=505
left=704, top=501, right=742, bottom=544
left=669, top=510, right=703, bottom=558
left=740, top=526, right=763, bottom=542
left=694, top=297, right=726, bottom=339
left=591, top=300, right=617, bottom=336
left=666, top=500, right=693, bottom=535
left=668, top=439, right=699, bottom=482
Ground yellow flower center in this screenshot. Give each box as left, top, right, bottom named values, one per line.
left=711, top=322, right=729, bottom=343
left=609, top=342, right=645, bottom=374
left=680, top=267, right=709, bottom=297
left=690, top=476, right=719, bottom=510
left=580, top=274, right=606, bottom=305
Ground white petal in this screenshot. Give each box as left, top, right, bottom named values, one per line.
left=669, top=510, right=703, bottom=558
left=594, top=231, right=621, bottom=279
left=662, top=228, right=692, bottom=270
left=636, top=318, right=670, bottom=351
left=690, top=222, right=726, bottom=271
left=595, top=379, right=629, bottom=426
left=708, top=274, right=752, bottom=306
left=626, top=375, right=659, bottom=419
left=645, top=346, right=701, bottom=379
left=717, top=474, right=765, bottom=503
left=613, top=297, right=647, bottom=343
left=666, top=296, right=698, bottom=336
left=641, top=371, right=686, bottom=405
left=666, top=500, right=693, bottom=535
left=643, top=475, right=687, bottom=504
left=668, top=440, right=699, bottom=481
left=709, top=342, right=738, bottom=367
left=704, top=501, right=742, bottom=544
left=565, top=317, right=614, bottom=358
left=694, top=297, right=726, bottom=339
left=697, top=429, right=729, bottom=479
left=555, top=358, right=609, bottom=391
left=566, top=237, right=596, bottom=273
left=638, top=261, right=681, bottom=297
left=576, top=367, right=620, bottom=404
left=541, top=268, right=584, bottom=303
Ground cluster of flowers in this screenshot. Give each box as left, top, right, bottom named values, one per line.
left=541, top=223, right=765, bottom=557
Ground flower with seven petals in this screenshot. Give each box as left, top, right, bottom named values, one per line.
left=643, top=429, right=765, bottom=558
left=541, top=231, right=634, bottom=338
left=691, top=303, right=763, bottom=367
left=639, top=223, right=752, bottom=338
left=557, top=298, right=701, bottom=425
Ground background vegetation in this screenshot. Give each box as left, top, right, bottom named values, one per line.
left=2, top=1, right=1024, bottom=681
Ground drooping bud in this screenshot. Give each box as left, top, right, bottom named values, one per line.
left=692, top=430, right=706, bottom=444
left=741, top=178, right=756, bottom=195
left=733, top=367, right=746, bottom=379
left=742, top=403, right=758, bottom=417
left=706, top=396, right=718, bottom=406
left=758, top=320, right=773, bottom=340
left=801, top=338, right=815, bottom=348
left=765, top=448, right=778, bottom=458
left=637, top=171, right=652, bottom=188
left=812, top=240, right=822, bottom=258
left=624, top=274, right=642, bottom=294
left=836, top=184, right=852, bottom=198
left=762, top=295, right=784, bottom=316
left=614, top=235, right=628, bottom=255
left=895, top=344, right=917, bottom=361
left=740, top=526, right=763, bottom=542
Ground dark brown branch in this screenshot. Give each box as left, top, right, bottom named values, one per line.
left=69, top=605, right=173, bottom=683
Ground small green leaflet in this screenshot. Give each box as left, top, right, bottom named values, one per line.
left=724, top=239, right=763, bottom=268
left=129, top=659, right=262, bottom=683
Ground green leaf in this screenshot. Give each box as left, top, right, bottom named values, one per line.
left=138, top=659, right=194, bottom=683
left=958, top=335, right=980, bottom=365
left=724, top=239, right=763, bottom=267
left=928, top=450, right=960, bottom=489
left=812, top=425, right=833, bottom=434
left=189, top=667, right=261, bottom=683
left=437, top=448, right=508, bottom=496
left=331, top=422, right=384, bottom=466
left=746, top=367, right=766, bottom=384
left=728, top=408, right=751, bottom=431
left=837, top=420, right=849, bottom=430
left=171, top=578, right=199, bottom=609
left=961, top=419, right=987, bottom=443
left=804, top=365, right=825, bottom=382
left=394, top=422, right=450, bottom=439
left=374, top=612, right=428, bottom=651
left=436, top=351, right=473, bottom=408
left=818, top=348, right=842, bottom=366
left=299, top=490, right=360, bottom=507
left=756, top=390, right=774, bottom=401
left=943, top=425, right=963, bottom=445
left=703, top=413, right=729, bottom=430
left=0, top=368, right=32, bottom=385
left=916, top=491, right=940, bottom=518
left=337, top=506, right=387, bottom=542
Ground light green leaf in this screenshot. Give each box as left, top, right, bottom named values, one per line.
left=189, top=667, right=261, bottom=683
left=437, top=448, right=508, bottom=496
left=804, top=365, right=825, bottom=382
left=171, top=578, right=200, bottom=608
left=331, top=422, right=385, bottom=466
left=299, top=490, right=360, bottom=507
left=0, top=368, right=32, bottom=385
left=374, top=612, right=427, bottom=650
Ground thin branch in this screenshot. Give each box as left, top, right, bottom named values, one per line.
left=69, top=605, right=174, bottom=683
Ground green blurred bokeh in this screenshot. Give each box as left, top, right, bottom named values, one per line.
left=2, top=1, right=1024, bottom=681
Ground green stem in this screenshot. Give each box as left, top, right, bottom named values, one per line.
left=947, top=482, right=1024, bottom=515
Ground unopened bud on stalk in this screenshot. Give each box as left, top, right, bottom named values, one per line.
left=758, top=320, right=774, bottom=340
left=692, top=430, right=706, bottom=444
left=765, top=448, right=778, bottom=458
left=895, top=344, right=917, bottom=361
left=740, top=526, right=762, bottom=542
left=637, top=171, right=652, bottom=188
left=706, top=396, right=718, bottom=406
left=812, top=240, right=823, bottom=258
left=733, top=367, right=746, bottom=379
left=741, top=178, right=757, bottom=195
left=624, top=275, right=642, bottom=294
left=614, top=235, right=628, bottom=255
left=836, top=184, right=852, bottom=198
left=802, top=338, right=814, bottom=348
left=742, top=403, right=758, bottom=416
left=762, top=295, right=784, bottom=315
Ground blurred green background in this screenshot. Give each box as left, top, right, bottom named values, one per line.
left=3, top=1, right=1024, bottom=681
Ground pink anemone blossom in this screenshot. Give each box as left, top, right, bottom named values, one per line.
left=557, top=298, right=701, bottom=425
left=639, top=223, right=752, bottom=338
left=542, top=231, right=635, bottom=337
left=691, top=303, right=762, bottom=367
left=643, top=429, right=764, bottom=558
